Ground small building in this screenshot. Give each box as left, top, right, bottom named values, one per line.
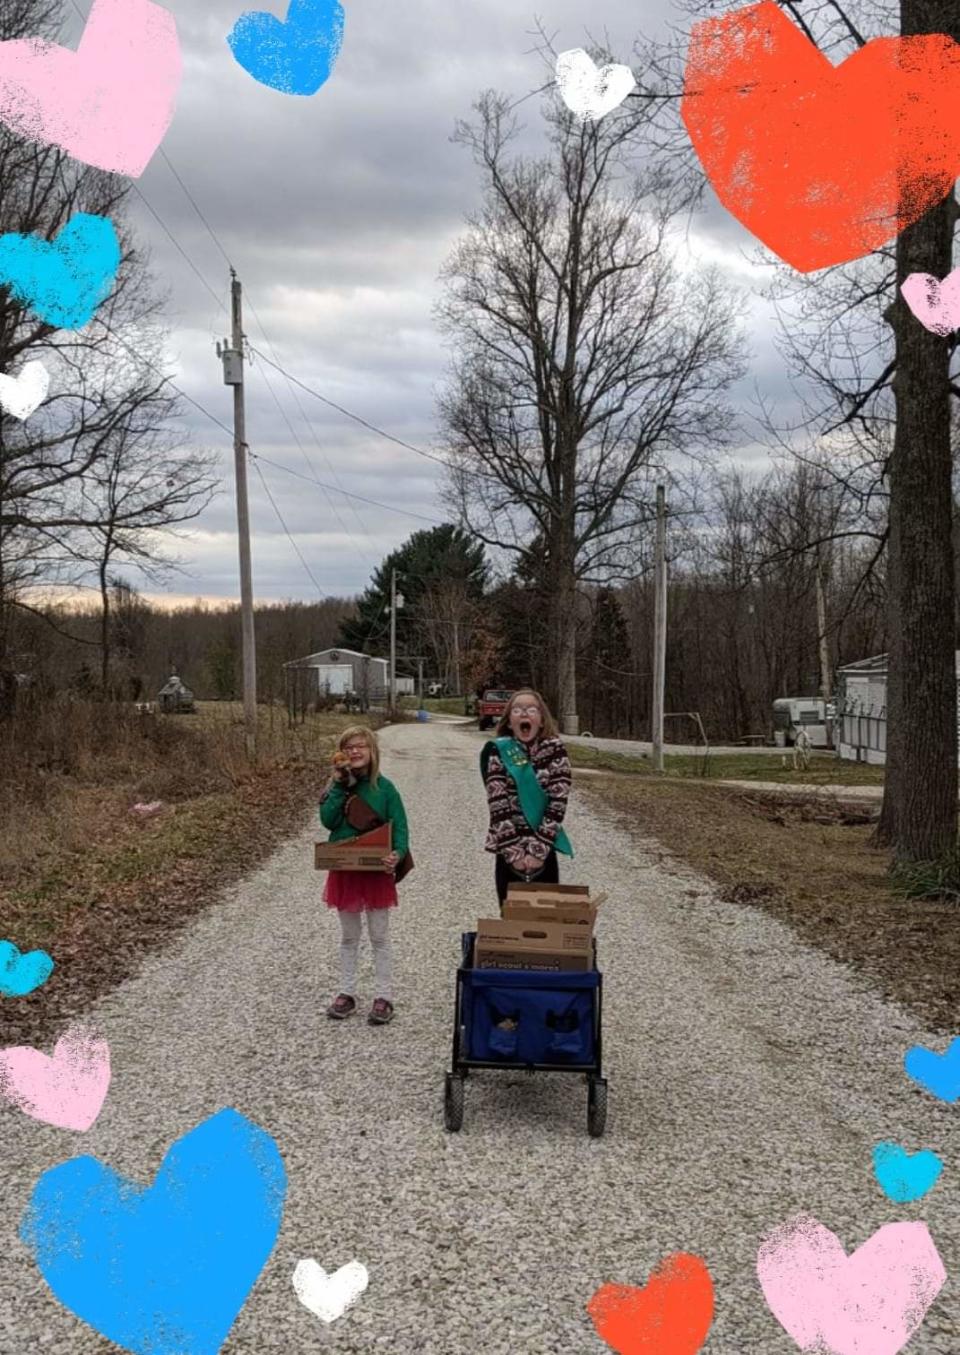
left=158, top=673, right=195, bottom=714
left=835, top=651, right=960, bottom=764
left=282, top=648, right=414, bottom=706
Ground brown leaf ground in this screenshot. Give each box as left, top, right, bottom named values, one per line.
left=0, top=705, right=386, bottom=1048
left=576, top=770, right=960, bottom=1035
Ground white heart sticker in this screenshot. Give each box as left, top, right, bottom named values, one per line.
left=0, top=360, right=50, bottom=420
left=292, top=1257, right=369, bottom=1324
left=556, top=48, right=636, bottom=122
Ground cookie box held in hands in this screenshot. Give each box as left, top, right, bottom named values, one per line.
left=314, top=823, right=393, bottom=872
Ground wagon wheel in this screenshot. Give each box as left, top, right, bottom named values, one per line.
left=587, top=1077, right=607, bottom=1138
left=444, top=1073, right=464, bottom=1132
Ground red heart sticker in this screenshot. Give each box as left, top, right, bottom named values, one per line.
left=587, top=1253, right=714, bottom=1355
left=682, top=1, right=960, bottom=272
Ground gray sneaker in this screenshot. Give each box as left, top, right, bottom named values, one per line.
left=368, top=999, right=394, bottom=1025
left=327, top=994, right=356, bottom=1019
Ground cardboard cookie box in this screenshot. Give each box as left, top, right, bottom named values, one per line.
left=474, top=883, right=606, bottom=971
left=314, top=823, right=392, bottom=872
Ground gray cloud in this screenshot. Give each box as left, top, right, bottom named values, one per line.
left=63, top=0, right=797, bottom=603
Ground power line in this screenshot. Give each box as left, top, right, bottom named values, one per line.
left=250, top=457, right=329, bottom=599
left=145, top=150, right=392, bottom=563
left=131, top=173, right=381, bottom=565
left=244, top=299, right=379, bottom=558
left=158, top=148, right=235, bottom=271
left=250, top=453, right=446, bottom=524
left=96, top=321, right=450, bottom=530
left=130, top=183, right=226, bottom=315
left=246, top=345, right=375, bottom=564
left=67, top=0, right=537, bottom=495
left=248, top=345, right=492, bottom=481
left=97, top=319, right=236, bottom=438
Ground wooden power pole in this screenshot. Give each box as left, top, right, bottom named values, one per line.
left=651, top=484, right=667, bottom=772
left=389, top=568, right=398, bottom=713
left=220, top=271, right=257, bottom=756
left=815, top=548, right=832, bottom=702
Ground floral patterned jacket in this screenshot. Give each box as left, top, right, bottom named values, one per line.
left=482, top=735, right=572, bottom=866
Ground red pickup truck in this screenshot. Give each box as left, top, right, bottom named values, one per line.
left=477, top=688, right=513, bottom=731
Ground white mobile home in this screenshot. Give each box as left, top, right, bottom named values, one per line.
left=771, top=697, right=832, bottom=748
left=836, top=651, right=960, bottom=764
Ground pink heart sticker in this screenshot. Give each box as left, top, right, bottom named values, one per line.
left=0, top=1024, right=111, bottom=1131
left=901, top=270, right=960, bottom=337
left=0, top=0, right=181, bottom=177
left=757, top=1214, right=946, bottom=1355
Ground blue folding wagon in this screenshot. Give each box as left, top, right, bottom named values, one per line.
left=444, top=932, right=607, bottom=1136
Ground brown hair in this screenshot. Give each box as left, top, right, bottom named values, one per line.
left=494, top=688, right=559, bottom=740
left=337, top=725, right=381, bottom=787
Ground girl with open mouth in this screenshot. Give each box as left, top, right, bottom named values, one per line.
left=480, top=688, right=574, bottom=908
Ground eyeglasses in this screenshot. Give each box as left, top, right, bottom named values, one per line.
left=511, top=706, right=541, bottom=717
left=344, top=743, right=369, bottom=753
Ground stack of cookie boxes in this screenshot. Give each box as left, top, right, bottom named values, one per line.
left=474, top=884, right=605, bottom=971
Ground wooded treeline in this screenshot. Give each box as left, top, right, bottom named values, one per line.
left=5, top=458, right=896, bottom=742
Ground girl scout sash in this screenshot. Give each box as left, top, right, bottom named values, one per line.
left=481, top=736, right=573, bottom=857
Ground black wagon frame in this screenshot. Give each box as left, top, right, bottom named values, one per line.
left=443, top=932, right=607, bottom=1137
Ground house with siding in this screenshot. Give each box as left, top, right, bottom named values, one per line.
left=835, top=651, right=960, bottom=764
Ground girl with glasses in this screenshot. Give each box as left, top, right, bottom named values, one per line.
left=319, top=725, right=411, bottom=1024
left=480, top=688, right=573, bottom=907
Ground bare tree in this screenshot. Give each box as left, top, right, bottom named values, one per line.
left=77, top=416, right=218, bottom=693
left=0, top=0, right=210, bottom=687
left=636, top=0, right=960, bottom=863
left=416, top=577, right=478, bottom=692
left=437, top=85, right=745, bottom=731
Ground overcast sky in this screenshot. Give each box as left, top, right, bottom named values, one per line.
left=63, top=0, right=795, bottom=606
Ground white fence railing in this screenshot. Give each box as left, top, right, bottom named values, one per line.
left=837, top=703, right=886, bottom=763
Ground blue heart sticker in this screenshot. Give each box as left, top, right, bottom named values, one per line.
left=20, top=1108, right=286, bottom=1355
left=872, top=1141, right=944, bottom=1203
left=227, top=0, right=345, bottom=96
left=904, top=1035, right=960, bottom=1103
left=0, top=212, right=120, bottom=330
left=0, top=939, right=54, bottom=997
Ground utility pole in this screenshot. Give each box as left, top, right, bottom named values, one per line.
left=651, top=484, right=667, bottom=772
left=815, top=547, right=832, bottom=702
left=389, top=568, right=398, bottom=713
left=219, top=271, right=257, bottom=756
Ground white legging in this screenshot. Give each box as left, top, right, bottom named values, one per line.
left=338, top=908, right=392, bottom=1000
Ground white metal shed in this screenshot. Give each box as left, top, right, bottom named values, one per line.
left=836, top=651, right=960, bottom=764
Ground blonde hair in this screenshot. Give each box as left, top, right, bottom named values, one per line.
left=495, top=688, right=559, bottom=740
left=338, top=725, right=381, bottom=786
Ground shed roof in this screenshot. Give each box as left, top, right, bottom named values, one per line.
left=283, top=648, right=386, bottom=668
left=838, top=651, right=960, bottom=677
left=158, top=674, right=193, bottom=696
left=837, top=653, right=888, bottom=674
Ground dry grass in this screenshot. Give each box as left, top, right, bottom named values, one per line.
left=0, top=696, right=389, bottom=1045
left=568, top=743, right=886, bottom=786
left=577, top=771, right=960, bottom=1034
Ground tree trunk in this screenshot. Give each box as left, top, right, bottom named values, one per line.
left=548, top=518, right=579, bottom=733
left=99, top=559, right=111, bottom=696
left=556, top=584, right=579, bottom=733
left=876, top=0, right=959, bottom=858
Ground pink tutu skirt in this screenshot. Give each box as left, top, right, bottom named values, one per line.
left=323, top=869, right=398, bottom=912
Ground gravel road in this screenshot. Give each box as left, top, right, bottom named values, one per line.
left=2, top=719, right=958, bottom=1353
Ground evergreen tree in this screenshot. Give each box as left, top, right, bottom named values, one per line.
left=338, top=525, right=488, bottom=660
